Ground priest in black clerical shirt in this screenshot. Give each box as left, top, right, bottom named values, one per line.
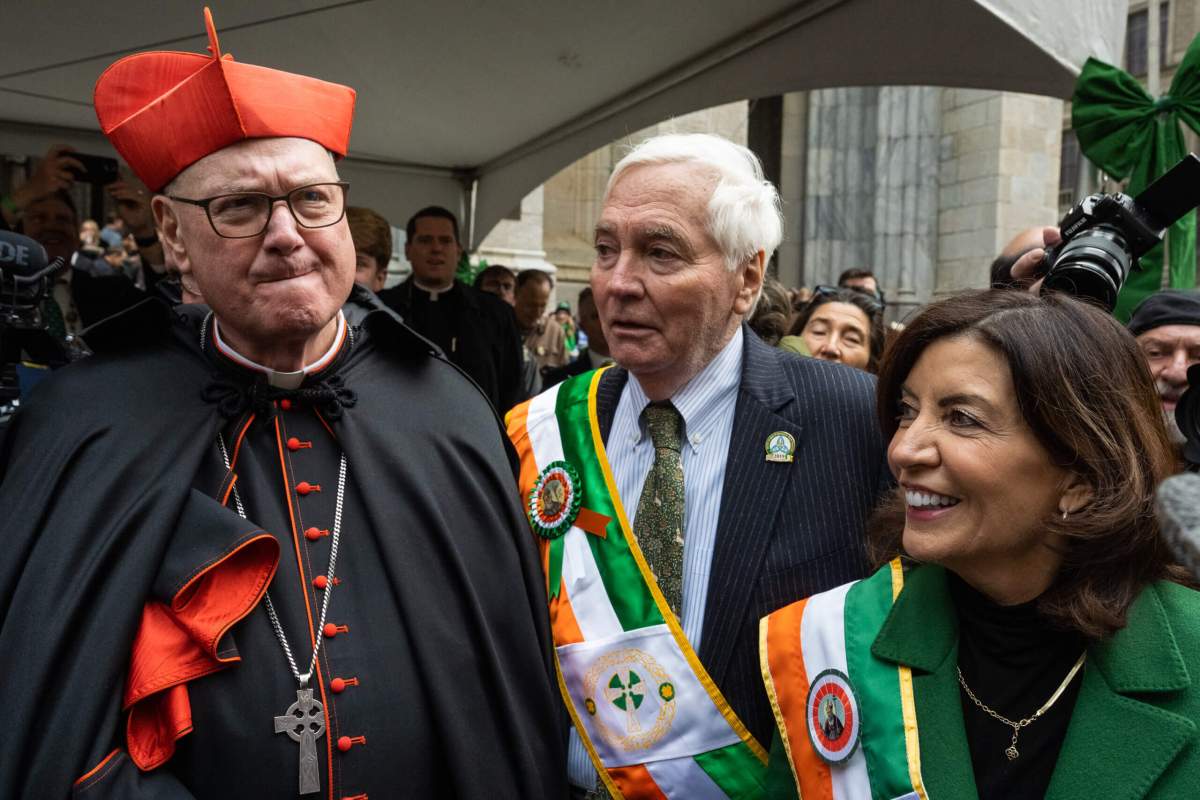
left=379, top=206, right=525, bottom=414
left=0, top=11, right=565, bottom=799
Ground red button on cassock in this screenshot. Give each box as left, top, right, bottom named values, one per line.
left=323, top=622, right=339, bottom=638
left=304, top=527, right=328, bottom=541
left=313, top=575, right=328, bottom=590
left=296, top=481, right=320, bottom=495
left=337, top=736, right=352, bottom=752
left=287, top=437, right=302, bottom=451
left=279, top=399, right=292, bottom=411
left=331, top=677, right=345, bottom=693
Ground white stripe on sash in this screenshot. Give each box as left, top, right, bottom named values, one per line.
left=800, top=583, right=871, bottom=799
left=644, top=755, right=726, bottom=799
left=526, top=384, right=622, bottom=640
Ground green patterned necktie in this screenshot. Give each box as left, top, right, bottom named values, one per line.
left=636, top=401, right=686, bottom=617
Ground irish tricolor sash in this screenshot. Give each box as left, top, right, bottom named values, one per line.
left=507, top=369, right=767, bottom=799
left=760, top=559, right=928, bottom=800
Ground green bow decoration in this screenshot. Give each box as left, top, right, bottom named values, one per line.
left=1072, top=34, right=1200, bottom=321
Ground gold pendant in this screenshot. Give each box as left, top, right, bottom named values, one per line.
left=1006, top=745, right=1019, bottom=761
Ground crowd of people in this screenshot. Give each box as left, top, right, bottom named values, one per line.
left=1, top=8, right=1199, bottom=800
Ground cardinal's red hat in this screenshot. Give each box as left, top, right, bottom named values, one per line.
left=94, top=7, right=355, bottom=191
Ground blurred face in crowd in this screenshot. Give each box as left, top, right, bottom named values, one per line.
left=156, top=137, right=355, bottom=364
left=578, top=293, right=608, bottom=356
left=888, top=335, right=1089, bottom=602
left=79, top=219, right=100, bottom=247
left=514, top=275, right=551, bottom=331
left=24, top=196, right=78, bottom=263
left=104, top=248, right=125, bottom=269
left=1136, top=324, right=1200, bottom=442
left=355, top=251, right=387, bottom=292
left=406, top=216, right=460, bottom=289
left=801, top=301, right=872, bottom=371
left=842, top=275, right=878, bottom=295
left=592, top=162, right=762, bottom=398
left=479, top=270, right=516, bottom=305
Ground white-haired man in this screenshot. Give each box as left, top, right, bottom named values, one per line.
left=0, top=10, right=564, bottom=799
left=507, top=133, right=890, bottom=798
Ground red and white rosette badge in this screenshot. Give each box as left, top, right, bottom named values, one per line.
left=528, top=460, right=583, bottom=539
left=806, top=668, right=861, bottom=764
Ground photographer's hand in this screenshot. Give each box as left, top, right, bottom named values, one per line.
left=1009, top=226, right=1062, bottom=293
left=5, top=145, right=85, bottom=227
left=109, top=175, right=164, bottom=271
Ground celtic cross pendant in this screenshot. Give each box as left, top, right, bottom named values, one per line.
left=273, top=688, right=326, bottom=795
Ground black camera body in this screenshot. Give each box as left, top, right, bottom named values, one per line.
left=1042, top=153, right=1200, bottom=311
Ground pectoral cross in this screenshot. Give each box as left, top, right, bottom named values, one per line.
left=274, top=688, right=326, bottom=795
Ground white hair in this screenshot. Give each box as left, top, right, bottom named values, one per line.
left=605, top=133, right=784, bottom=272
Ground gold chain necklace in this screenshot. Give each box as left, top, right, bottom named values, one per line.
left=957, top=652, right=1086, bottom=761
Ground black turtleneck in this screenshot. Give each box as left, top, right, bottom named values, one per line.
left=950, top=573, right=1086, bottom=800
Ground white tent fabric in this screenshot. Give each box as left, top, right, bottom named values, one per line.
left=0, top=0, right=1126, bottom=245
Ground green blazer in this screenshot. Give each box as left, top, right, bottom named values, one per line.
left=768, top=564, right=1200, bottom=799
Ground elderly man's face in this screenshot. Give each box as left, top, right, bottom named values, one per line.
left=592, top=162, right=760, bottom=391
left=158, top=137, right=354, bottom=349
left=1136, top=324, right=1200, bottom=424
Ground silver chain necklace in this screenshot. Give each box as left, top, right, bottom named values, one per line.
left=217, top=433, right=347, bottom=796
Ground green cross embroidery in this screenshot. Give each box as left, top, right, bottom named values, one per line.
left=605, top=670, right=645, bottom=733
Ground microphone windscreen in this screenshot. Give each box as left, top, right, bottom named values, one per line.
left=1155, top=473, right=1200, bottom=580
left=0, top=231, right=49, bottom=277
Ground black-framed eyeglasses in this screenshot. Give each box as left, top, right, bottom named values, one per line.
left=811, top=284, right=885, bottom=316
left=168, top=181, right=350, bottom=239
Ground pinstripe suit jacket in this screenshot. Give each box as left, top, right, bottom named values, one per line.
left=595, top=325, right=891, bottom=745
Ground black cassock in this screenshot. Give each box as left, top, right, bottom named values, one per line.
left=0, top=301, right=565, bottom=799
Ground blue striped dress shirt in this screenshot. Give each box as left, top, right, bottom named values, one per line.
left=567, top=326, right=744, bottom=788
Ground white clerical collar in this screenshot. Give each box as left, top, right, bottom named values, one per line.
left=212, top=312, right=347, bottom=389
left=413, top=278, right=455, bottom=300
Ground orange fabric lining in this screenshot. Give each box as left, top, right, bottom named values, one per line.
left=765, top=598, right=832, bottom=800
left=123, top=533, right=279, bottom=770
left=608, top=764, right=668, bottom=799
left=74, top=748, right=121, bottom=786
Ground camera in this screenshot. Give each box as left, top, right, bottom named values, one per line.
left=1041, top=153, right=1200, bottom=312
left=66, top=153, right=119, bottom=186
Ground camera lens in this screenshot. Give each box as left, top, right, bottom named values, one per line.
left=1042, top=225, right=1131, bottom=312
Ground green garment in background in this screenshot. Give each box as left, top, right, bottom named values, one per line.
left=777, top=335, right=811, bottom=357
left=1071, top=32, right=1200, bottom=321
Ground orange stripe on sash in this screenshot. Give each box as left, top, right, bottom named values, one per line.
left=763, top=598, right=833, bottom=800
left=506, top=400, right=539, bottom=499
left=608, top=764, right=668, bottom=800
left=550, top=577, right=585, bottom=646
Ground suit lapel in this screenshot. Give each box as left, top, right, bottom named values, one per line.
left=873, top=565, right=980, bottom=798
left=698, top=330, right=801, bottom=682
left=1046, top=584, right=1195, bottom=799
left=595, top=365, right=627, bottom=445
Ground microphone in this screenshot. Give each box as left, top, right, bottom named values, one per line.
left=0, top=230, right=64, bottom=283
left=1155, top=473, right=1200, bottom=581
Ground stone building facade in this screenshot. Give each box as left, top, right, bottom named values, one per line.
left=478, top=0, right=1200, bottom=322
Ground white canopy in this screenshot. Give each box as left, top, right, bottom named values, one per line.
left=0, top=0, right=1126, bottom=245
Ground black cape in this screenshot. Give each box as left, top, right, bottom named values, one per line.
left=0, top=301, right=565, bottom=799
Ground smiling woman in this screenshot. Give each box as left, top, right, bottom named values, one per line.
left=760, top=290, right=1200, bottom=800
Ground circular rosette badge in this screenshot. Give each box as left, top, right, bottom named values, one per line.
left=528, top=460, right=583, bottom=539
left=806, top=668, right=861, bottom=764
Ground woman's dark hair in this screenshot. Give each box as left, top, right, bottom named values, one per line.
left=748, top=278, right=792, bottom=346
left=789, top=287, right=886, bottom=372
left=871, top=289, right=1181, bottom=638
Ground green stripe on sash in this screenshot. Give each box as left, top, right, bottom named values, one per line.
left=555, top=373, right=663, bottom=631
left=694, top=741, right=767, bottom=798
left=844, top=568, right=915, bottom=799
